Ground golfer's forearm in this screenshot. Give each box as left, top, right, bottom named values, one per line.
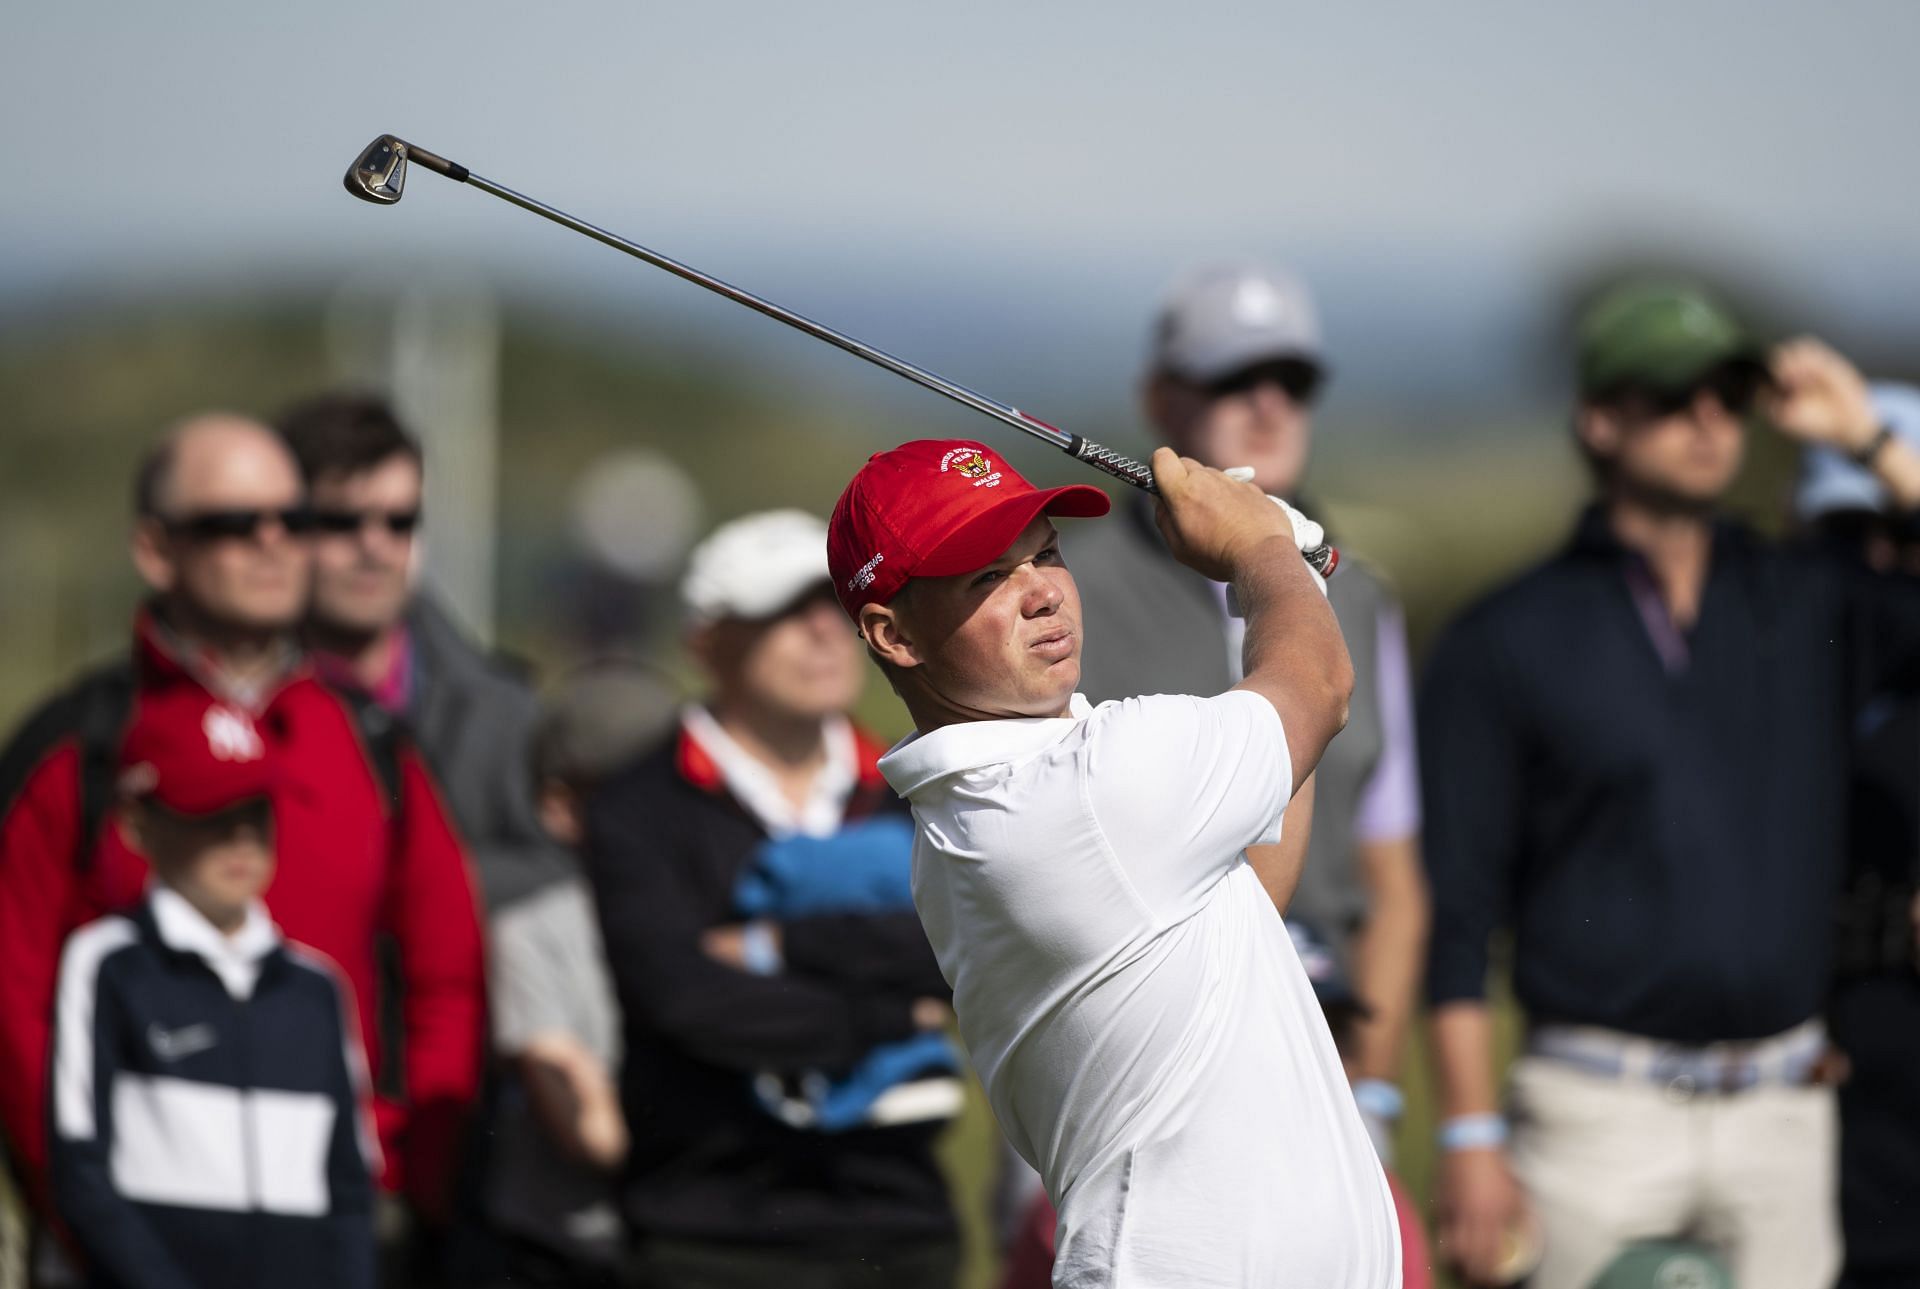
left=1430, top=1001, right=1502, bottom=1119
left=1233, top=534, right=1354, bottom=791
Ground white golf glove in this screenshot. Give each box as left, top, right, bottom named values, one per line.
left=1223, top=467, right=1327, bottom=598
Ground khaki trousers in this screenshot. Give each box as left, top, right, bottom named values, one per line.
left=1508, top=1054, right=1840, bottom=1289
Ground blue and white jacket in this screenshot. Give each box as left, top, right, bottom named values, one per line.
left=49, top=887, right=378, bottom=1289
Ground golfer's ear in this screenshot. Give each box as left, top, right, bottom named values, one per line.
left=859, top=602, right=920, bottom=668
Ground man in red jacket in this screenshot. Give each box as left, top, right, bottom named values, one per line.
left=0, top=414, right=485, bottom=1249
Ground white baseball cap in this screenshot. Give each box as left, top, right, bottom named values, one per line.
left=1147, top=262, right=1324, bottom=383
left=1796, top=383, right=1920, bottom=520
left=681, top=509, right=834, bottom=624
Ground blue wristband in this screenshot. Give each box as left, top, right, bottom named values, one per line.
left=1437, top=1113, right=1509, bottom=1152
left=740, top=921, right=784, bottom=976
left=1352, top=1079, right=1405, bottom=1122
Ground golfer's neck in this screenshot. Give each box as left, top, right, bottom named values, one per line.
left=904, top=686, right=1073, bottom=735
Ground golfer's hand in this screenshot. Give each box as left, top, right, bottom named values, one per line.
left=1150, top=447, right=1292, bottom=582
left=1767, top=337, right=1877, bottom=452
left=1436, top=1147, right=1528, bottom=1287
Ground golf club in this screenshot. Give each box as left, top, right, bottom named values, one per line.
left=343, top=133, right=1338, bottom=577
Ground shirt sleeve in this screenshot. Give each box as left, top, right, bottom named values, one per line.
left=1419, top=613, right=1526, bottom=1006
left=489, top=882, right=606, bottom=1057
left=1353, top=601, right=1422, bottom=845
left=50, top=932, right=200, bottom=1289
left=1080, top=691, right=1292, bottom=918
left=319, top=971, right=378, bottom=1289
left=0, top=742, right=84, bottom=1210
left=1839, top=559, right=1920, bottom=695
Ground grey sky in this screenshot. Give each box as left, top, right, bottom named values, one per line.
left=6, top=1, right=1918, bottom=420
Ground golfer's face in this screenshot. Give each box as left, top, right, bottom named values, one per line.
left=911, top=518, right=1082, bottom=719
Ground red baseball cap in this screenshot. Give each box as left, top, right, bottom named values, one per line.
left=827, top=439, right=1112, bottom=617
left=118, top=696, right=281, bottom=818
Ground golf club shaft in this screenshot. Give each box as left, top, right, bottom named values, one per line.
left=384, top=139, right=1336, bottom=574
left=447, top=166, right=1145, bottom=477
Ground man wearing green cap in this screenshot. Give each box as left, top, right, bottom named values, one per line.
left=1420, top=280, right=1920, bottom=1289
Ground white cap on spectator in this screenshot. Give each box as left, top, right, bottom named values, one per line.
left=1796, top=383, right=1920, bottom=519
left=681, top=509, right=833, bottom=624
left=1148, top=262, right=1323, bottom=383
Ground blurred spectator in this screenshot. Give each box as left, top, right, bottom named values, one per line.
left=1797, top=383, right=1920, bottom=1289
left=1420, top=284, right=1920, bottom=1288
left=276, top=390, right=573, bottom=911
left=0, top=415, right=485, bottom=1263
left=476, top=660, right=678, bottom=1289
left=584, top=510, right=961, bottom=1288
left=1072, top=263, right=1428, bottom=1157
left=50, top=702, right=377, bottom=1289
left=994, top=919, right=1434, bottom=1289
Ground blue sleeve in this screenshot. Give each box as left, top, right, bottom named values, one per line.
left=1419, top=614, right=1525, bottom=1006
left=49, top=940, right=200, bottom=1289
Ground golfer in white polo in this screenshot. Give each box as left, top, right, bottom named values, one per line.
left=825, top=439, right=1399, bottom=1287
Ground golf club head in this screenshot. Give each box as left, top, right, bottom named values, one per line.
left=344, top=135, right=407, bottom=204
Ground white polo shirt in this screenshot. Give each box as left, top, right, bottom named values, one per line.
left=881, top=690, right=1399, bottom=1289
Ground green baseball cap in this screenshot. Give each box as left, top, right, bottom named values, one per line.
left=1578, top=280, right=1764, bottom=399
left=1587, top=1240, right=1733, bottom=1289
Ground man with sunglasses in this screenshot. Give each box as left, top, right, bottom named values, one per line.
left=1421, top=282, right=1920, bottom=1289
left=1068, top=264, right=1429, bottom=1170
left=0, top=414, right=485, bottom=1272
left=277, top=391, right=572, bottom=913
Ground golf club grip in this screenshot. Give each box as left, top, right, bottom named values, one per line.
left=1067, top=437, right=1339, bottom=577
left=1068, top=436, right=1159, bottom=494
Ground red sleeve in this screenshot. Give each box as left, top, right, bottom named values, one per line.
left=380, top=749, right=485, bottom=1222
left=0, top=744, right=83, bottom=1213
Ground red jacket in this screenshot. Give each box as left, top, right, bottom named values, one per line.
left=0, top=611, right=485, bottom=1215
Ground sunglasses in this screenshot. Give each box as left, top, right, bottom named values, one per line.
left=1203, top=358, right=1325, bottom=406
left=1612, top=363, right=1770, bottom=419
left=307, top=508, right=422, bottom=537
left=161, top=509, right=317, bottom=542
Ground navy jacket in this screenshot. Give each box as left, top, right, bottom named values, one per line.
left=49, top=888, right=377, bottom=1289
left=1422, top=509, right=1920, bottom=1042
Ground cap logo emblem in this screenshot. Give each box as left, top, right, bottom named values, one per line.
left=203, top=706, right=264, bottom=763
left=940, top=448, right=1003, bottom=488
left=848, top=551, right=885, bottom=592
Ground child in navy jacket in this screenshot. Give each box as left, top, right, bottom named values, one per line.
left=49, top=702, right=377, bottom=1289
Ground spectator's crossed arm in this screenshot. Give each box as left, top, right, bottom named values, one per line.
left=585, top=795, right=921, bottom=1077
